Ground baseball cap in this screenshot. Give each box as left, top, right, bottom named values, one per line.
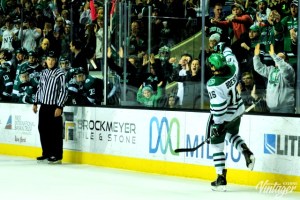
left=291, top=0, right=298, bottom=6
left=257, top=0, right=268, bottom=5
left=1, top=61, right=11, bottom=69
left=209, top=33, right=221, bottom=43
left=232, top=3, right=245, bottom=11
left=142, top=85, right=153, bottom=93
left=249, top=25, right=260, bottom=32
left=2, top=49, right=13, bottom=61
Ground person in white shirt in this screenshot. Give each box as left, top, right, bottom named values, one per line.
left=1, top=18, right=18, bottom=51
left=18, top=19, right=42, bottom=52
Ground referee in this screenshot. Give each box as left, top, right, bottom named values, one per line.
left=33, top=51, right=68, bottom=164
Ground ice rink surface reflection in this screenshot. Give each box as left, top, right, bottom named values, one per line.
left=0, top=155, right=298, bottom=200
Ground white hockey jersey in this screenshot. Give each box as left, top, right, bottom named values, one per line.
left=206, top=63, right=245, bottom=124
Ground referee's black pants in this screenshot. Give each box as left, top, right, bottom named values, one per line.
left=38, top=104, right=63, bottom=159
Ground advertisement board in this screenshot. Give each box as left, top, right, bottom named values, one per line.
left=0, top=104, right=299, bottom=177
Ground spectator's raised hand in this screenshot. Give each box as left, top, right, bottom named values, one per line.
left=179, top=56, right=186, bottom=65
left=142, top=54, right=149, bottom=66
left=251, top=84, right=259, bottom=101
left=269, top=43, right=275, bottom=56
left=256, top=12, right=262, bottom=23
left=290, top=28, right=297, bottom=42
left=236, top=82, right=242, bottom=94
left=157, top=81, right=163, bottom=87
left=254, top=43, right=260, bottom=56
left=210, top=18, right=219, bottom=24
left=84, top=1, right=90, bottom=11
left=138, top=51, right=145, bottom=59
left=107, top=46, right=112, bottom=58
left=169, top=57, right=177, bottom=64
left=268, top=10, right=281, bottom=25
left=241, top=42, right=250, bottom=51
left=149, top=53, right=155, bottom=64
left=118, top=47, right=124, bottom=58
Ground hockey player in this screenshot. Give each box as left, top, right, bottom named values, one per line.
left=206, top=53, right=255, bottom=191
left=59, top=56, right=71, bottom=74
left=59, top=57, right=73, bottom=85
left=0, top=49, right=13, bottom=78
left=11, top=48, right=28, bottom=102
left=0, top=62, right=13, bottom=102
left=17, top=67, right=37, bottom=104
left=23, top=51, right=44, bottom=85
left=11, top=50, right=43, bottom=102
left=67, top=67, right=103, bottom=106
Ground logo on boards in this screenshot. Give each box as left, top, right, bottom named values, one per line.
left=264, top=133, right=300, bottom=157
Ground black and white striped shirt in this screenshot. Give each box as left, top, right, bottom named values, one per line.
left=35, top=67, right=68, bottom=107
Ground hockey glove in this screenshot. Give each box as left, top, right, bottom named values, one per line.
left=211, top=123, right=226, bottom=137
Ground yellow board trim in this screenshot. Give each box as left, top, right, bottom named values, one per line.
left=0, top=143, right=299, bottom=192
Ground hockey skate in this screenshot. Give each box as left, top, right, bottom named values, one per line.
left=241, top=144, right=255, bottom=170
left=48, top=156, right=62, bottom=164
left=36, top=156, right=48, bottom=163
left=211, top=169, right=227, bottom=192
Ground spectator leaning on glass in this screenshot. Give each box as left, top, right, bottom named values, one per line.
left=33, top=51, right=68, bottom=164
left=253, top=43, right=295, bottom=114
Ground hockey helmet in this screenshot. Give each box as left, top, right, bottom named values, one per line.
left=208, top=53, right=227, bottom=70
left=19, top=67, right=30, bottom=83
left=1, top=61, right=11, bottom=70
left=28, top=51, right=37, bottom=57
left=73, top=67, right=85, bottom=75
left=16, top=47, right=28, bottom=56
left=1, top=49, right=13, bottom=61
left=59, top=56, right=69, bottom=65
left=73, top=67, right=86, bottom=84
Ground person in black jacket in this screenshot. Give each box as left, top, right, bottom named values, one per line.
left=107, top=46, right=148, bottom=87
left=107, top=46, right=147, bottom=102
left=70, top=39, right=88, bottom=75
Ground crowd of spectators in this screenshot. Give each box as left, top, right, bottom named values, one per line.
left=0, top=0, right=298, bottom=114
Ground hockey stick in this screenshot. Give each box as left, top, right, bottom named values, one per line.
left=174, top=116, right=240, bottom=153
left=174, top=131, right=213, bottom=153
left=174, top=99, right=261, bottom=153
left=245, top=100, right=258, bottom=112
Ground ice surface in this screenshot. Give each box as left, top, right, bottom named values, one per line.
left=0, top=155, right=298, bottom=200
